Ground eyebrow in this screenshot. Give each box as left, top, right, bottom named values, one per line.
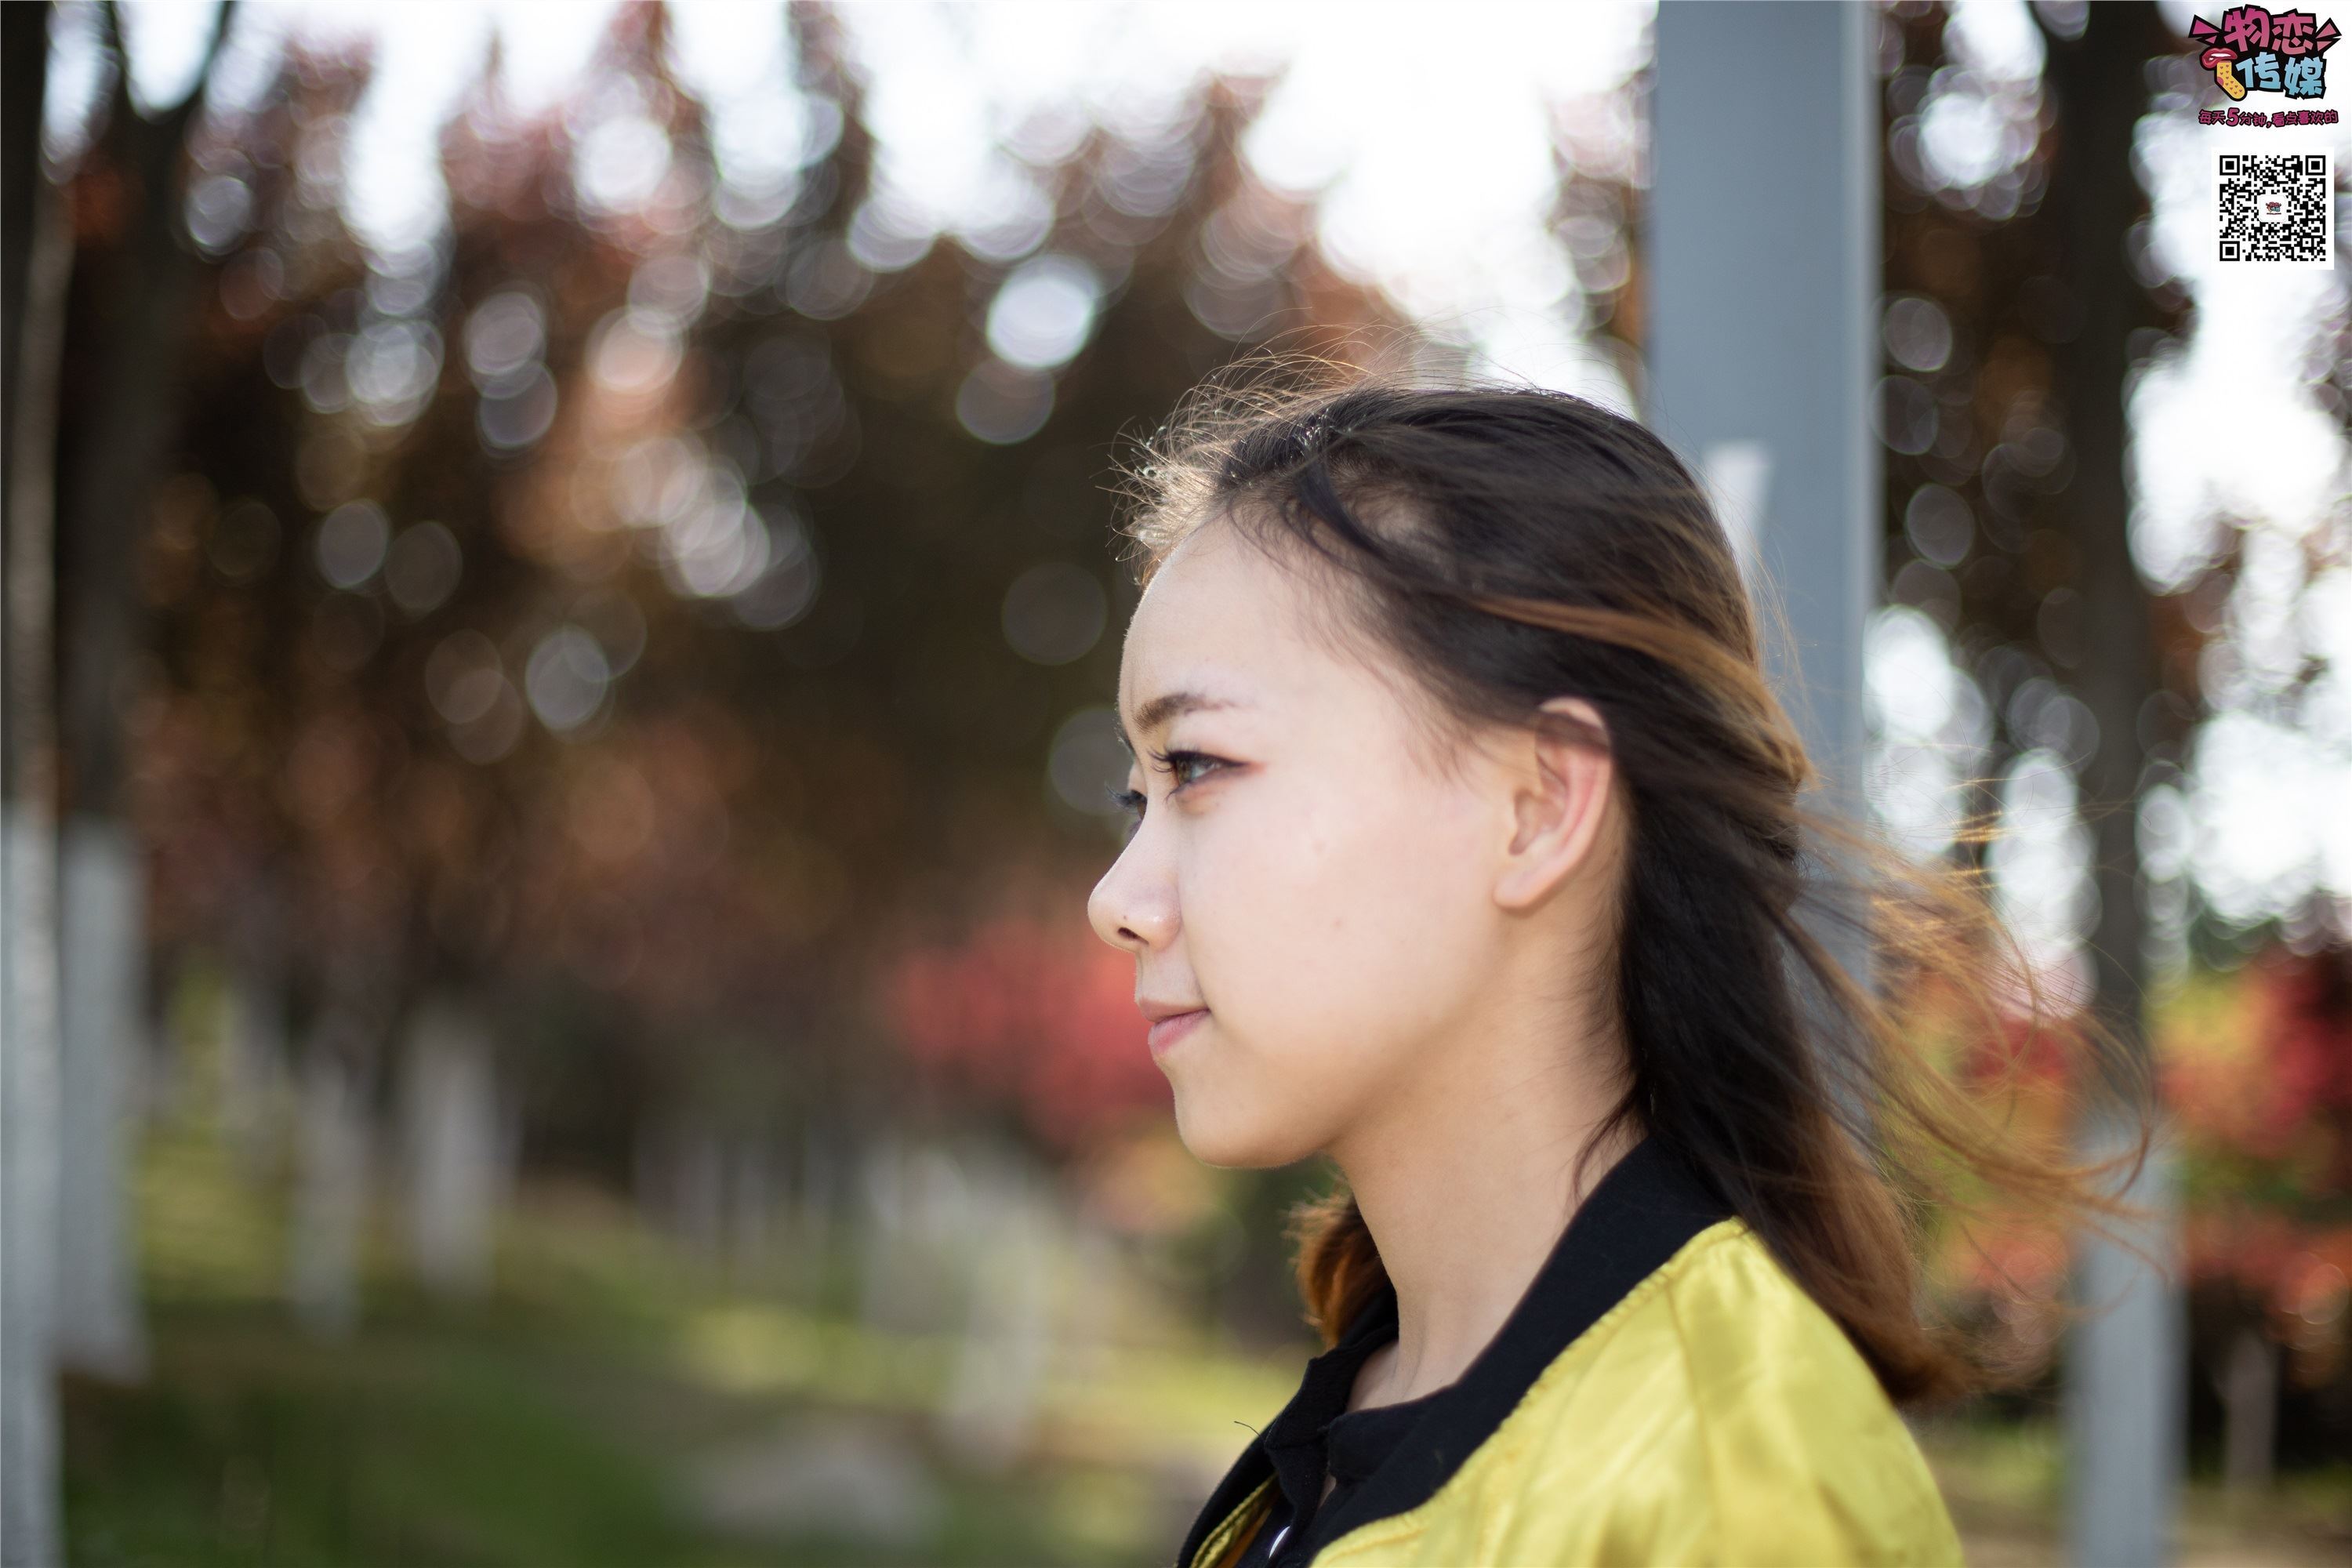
left=1116, top=690, right=1243, bottom=756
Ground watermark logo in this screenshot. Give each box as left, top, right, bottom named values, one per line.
left=2191, top=7, right=2339, bottom=101
left=2216, top=151, right=2334, bottom=267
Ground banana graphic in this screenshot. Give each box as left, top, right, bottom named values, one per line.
left=2201, top=48, right=2247, bottom=100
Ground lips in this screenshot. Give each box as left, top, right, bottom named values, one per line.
left=1147, top=1008, right=1208, bottom=1055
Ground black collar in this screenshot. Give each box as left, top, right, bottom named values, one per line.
left=1175, top=1133, right=1736, bottom=1568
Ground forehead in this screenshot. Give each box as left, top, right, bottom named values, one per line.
left=1120, top=514, right=1308, bottom=667
left=1116, top=508, right=1477, bottom=786
left=1113, top=522, right=1462, bottom=784
left=1116, top=524, right=1317, bottom=726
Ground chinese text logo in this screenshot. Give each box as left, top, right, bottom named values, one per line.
left=2193, top=6, right=2339, bottom=100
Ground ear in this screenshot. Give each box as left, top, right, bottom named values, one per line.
left=1494, top=696, right=1618, bottom=913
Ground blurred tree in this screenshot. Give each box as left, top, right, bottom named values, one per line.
left=2033, top=0, right=2176, bottom=1111
left=119, top=0, right=1408, bottom=1349
left=3, top=3, right=68, bottom=1557
left=1873, top=0, right=2186, bottom=967
left=1544, top=66, right=1646, bottom=401
left=49, top=0, right=239, bottom=1386
left=1867, top=21, right=2156, bottom=1084
left=1874, top=0, right=2352, bottom=1519
left=2165, top=946, right=2352, bottom=1479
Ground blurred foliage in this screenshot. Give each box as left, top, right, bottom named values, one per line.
left=1875, top=0, right=2186, bottom=710
left=1901, top=947, right=2352, bottom=1465
left=66, top=1087, right=1307, bottom=1567
left=85, top=0, right=1404, bottom=1171
left=1858, top=0, right=2352, bottom=1471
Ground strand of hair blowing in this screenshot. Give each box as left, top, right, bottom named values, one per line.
left=1115, top=353, right=2159, bottom=1409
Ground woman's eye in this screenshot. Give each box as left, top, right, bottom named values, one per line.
left=1156, top=749, right=1225, bottom=791
left=1109, top=750, right=1227, bottom=830
left=1165, top=751, right=1221, bottom=788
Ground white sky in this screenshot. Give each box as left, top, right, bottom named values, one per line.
left=57, top=0, right=2352, bottom=942
left=83, top=0, right=1651, bottom=399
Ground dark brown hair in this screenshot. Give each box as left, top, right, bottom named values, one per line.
left=1109, top=351, right=2159, bottom=1406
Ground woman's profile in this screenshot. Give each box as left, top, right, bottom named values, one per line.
left=1085, top=360, right=2157, bottom=1567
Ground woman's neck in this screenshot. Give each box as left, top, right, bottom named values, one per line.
left=1328, top=1023, right=1639, bottom=1407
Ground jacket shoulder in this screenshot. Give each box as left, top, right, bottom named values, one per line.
left=1315, top=1219, right=1964, bottom=1567
left=1659, top=1221, right=1964, bottom=1564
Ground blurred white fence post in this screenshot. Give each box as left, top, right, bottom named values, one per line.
left=788, top=1120, right=837, bottom=1305
left=220, top=957, right=292, bottom=1177
left=2, top=797, right=64, bottom=1568
left=679, top=1124, right=724, bottom=1260
left=54, top=815, right=149, bottom=1379
left=289, top=1046, right=370, bottom=1338
left=855, top=1127, right=909, bottom=1331
left=934, top=1143, right=1055, bottom=1471
left=728, top=1133, right=776, bottom=1276
left=400, top=1000, right=503, bottom=1300
left=633, top=1113, right=729, bottom=1261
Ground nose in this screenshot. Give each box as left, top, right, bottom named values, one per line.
left=1087, top=836, right=1177, bottom=955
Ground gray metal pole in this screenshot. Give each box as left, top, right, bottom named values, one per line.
left=1648, top=13, right=2184, bottom=1568
left=1645, top=0, right=1878, bottom=819
left=1644, top=0, right=1879, bottom=1089
left=2066, top=1127, right=2183, bottom=1566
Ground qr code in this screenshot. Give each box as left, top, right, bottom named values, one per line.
left=2217, top=152, right=2335, bottom=267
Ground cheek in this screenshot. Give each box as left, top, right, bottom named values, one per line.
left=1163, top=775, right=1497, bottom=1167
left=1187, top=768, right=1495, bottom=1051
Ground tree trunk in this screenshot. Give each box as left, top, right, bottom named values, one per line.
left=3, top=4, right=69, bottom=1559
left=2218, top=1324, right=2278, bottom=1493
left=46, top=0, right=232, bottom=1393
left=2038, top=8, right=2185, bottom=1565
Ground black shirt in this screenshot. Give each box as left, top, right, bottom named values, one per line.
left=1176, top=1133, right=1737, bottom=1568
left=1230, top=1315, right=1446, bottom=1568
left=1231, top=1398, right=1445, bottom=1566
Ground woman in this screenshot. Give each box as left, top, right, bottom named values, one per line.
left=1085, top=367, right=2154, bottom=1567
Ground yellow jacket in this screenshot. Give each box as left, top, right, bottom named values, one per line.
left=1176, top=1137, right=1964, bottom=1567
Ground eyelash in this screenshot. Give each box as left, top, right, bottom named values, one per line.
left=1107, top=748, right=1225, bottom=822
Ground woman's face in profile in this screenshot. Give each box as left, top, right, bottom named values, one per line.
left=1087, top=515, right=1524, bottom=1170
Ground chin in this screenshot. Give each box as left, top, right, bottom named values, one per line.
left=1171, top=1100, right=1323, bottom=1171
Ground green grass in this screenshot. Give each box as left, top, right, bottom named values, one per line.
left=64, top=1291, right=1233, bottom=1567
left=78, top=1120, right=2347, bottom=1566
left=1913, top=1413, right=2352, bottom=1567
left=63, top=1123, right=1272, bottom=1566
left=64, top=1312, right=711, bottom=1567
